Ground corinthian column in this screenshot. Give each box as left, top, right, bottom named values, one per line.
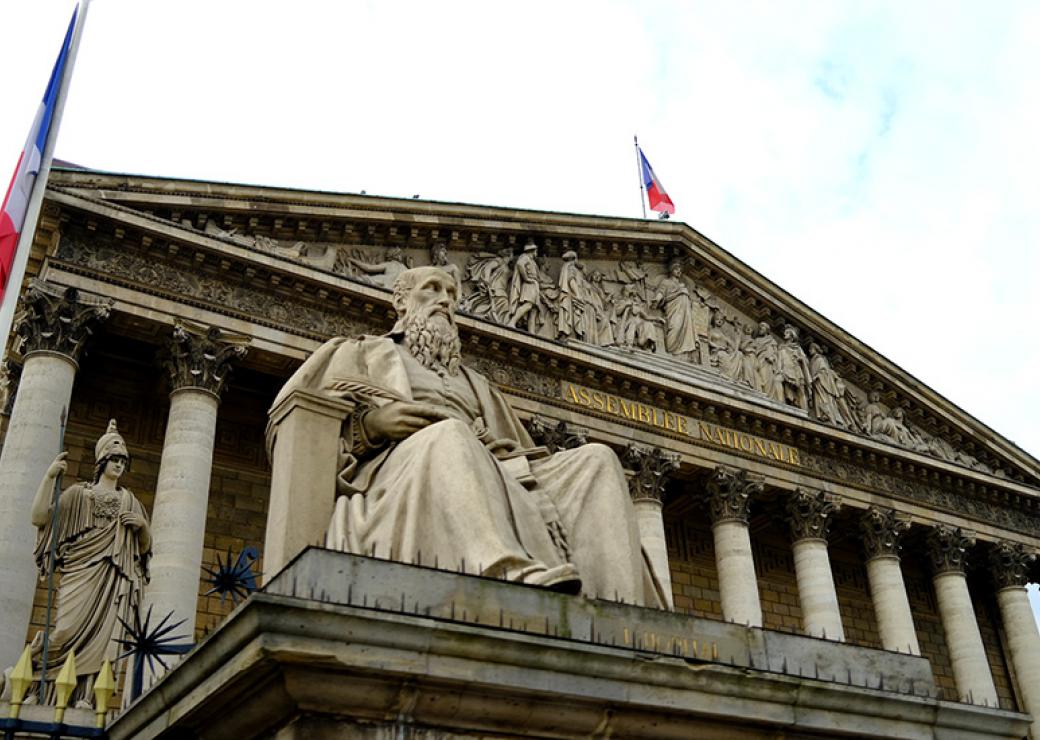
left=622, top=443, right=680, bottom=609
left=785, top=489, right=844, bottom=640
left=145, top=323, right=247, bottom=650
left=859, top=506, right=919, bottom=654
left=989, top=542, right=1040, bottom=737
left=927, top=525, right=998, bottom=705
left=706, top=466, right=763, bottom=627
left=0, top=281, right=111, bottom=668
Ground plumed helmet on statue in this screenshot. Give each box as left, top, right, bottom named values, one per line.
left=95, top=419, right=129, bottom=462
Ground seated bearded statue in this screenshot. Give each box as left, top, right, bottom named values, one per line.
left=270, top=266, right=665, bottom=606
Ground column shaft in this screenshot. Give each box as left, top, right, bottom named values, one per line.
left=633, top=499, right=672, bottom=609
left=145, top=389, right=219, bottom=635
left=933, top=571, right=999, bottom=705
left=713, top=519, right=761, bottom=627
left=865, top=555, right=920, bottom=654
left=0, top=353, right=76, bottom=668
left=997, top=587, right=1040, bottom=738
left=792, top=538, right=844, bottom=640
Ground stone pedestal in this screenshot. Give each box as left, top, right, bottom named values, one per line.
left=860, top=507, right=919, bottom=654
left=264, top=389, right=354, bottom=580
left=786, top=490, right=843, bottom=641
left=622, top=444, right=679, bottom=610
left=108, top=550, right=1031, bottom=740
left=706, top=466, right=763, bottom=627
left=144, top=323, right=247, bottom=677
left=0, top=281, right=109, bottom=669
left=927, top=526, right=998, bottom=706
left=990, top=542, right=1040, bottom=738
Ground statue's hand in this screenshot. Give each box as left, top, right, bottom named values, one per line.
left=362, top=402, right=450, bottom=443
left=119, top=511, right=146, bottom=531
left=47, top=452, right=68, bottom=480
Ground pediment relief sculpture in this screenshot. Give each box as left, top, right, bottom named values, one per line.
left=79, top=211, right=1007, bottom=479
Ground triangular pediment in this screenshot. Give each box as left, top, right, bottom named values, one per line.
left=41, top=168, right=1040, bottom=494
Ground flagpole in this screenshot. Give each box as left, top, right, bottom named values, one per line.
left=633, top=135, right=647, bottom=219
left=0, top=0, right=92, bottom=360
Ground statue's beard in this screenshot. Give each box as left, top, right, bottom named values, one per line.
left=403, top=309, right=461, bottom=377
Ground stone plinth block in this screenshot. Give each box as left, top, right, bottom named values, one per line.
left=106, top=550, right=1030, bottom=740
left=264, top=389, right=354, bottom=580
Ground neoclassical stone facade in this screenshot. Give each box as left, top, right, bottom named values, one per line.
left=0, top=169, right=1037, bottom=738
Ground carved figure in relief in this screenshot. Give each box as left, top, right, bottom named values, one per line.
left=750, top=322, right=784, bottom=402
left=615, top=283, right=664, bottom=352
left=270, top=266, right=664, bottom=606
left=863, top=393, right=929, bottom=452
left=348, top=247, right=410, bottom=288
left=652, top=260, right=702, bottom=361
left=777, top=325, right=812, bottom=411
left=508, top=240, right=543, bottom=332
left=707, top=314, right=744, bottom=384
left=807, top=342, right=858, bottom=429
left=556, top=251, right=597, bottom=342
left=460, top=247, right=513, bottom=323
left=26, top=421, right=150, bottom=702
left=429, top=243, right=462, bottom=288
left=586, top=270, right=617, bottom=346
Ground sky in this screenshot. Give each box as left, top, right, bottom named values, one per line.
left=1, top=2, right=1038, bottom=615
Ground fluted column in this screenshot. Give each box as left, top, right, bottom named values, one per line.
left=927, top=525, right=998, bottom=705
left=860, top=506, right=919, bottom=654
left=145, top=323, right=247, bottom=657
left=622, top=444, right=680, bottom=609
left=706, top=466, right=763, bottom=627
left=989, top=542, right=1040, bottom=736
left=785, top=489, right=843, bottom=640
left=0, top=281, right=111, bottom=668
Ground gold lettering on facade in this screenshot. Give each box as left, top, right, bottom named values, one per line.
left=560, top=383, right=801, bottom=466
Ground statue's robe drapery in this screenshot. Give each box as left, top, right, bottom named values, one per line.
left=32, top=485, right=150, bottom=679
left=654, top=277, right=700, bottom=357
left=271, top=335, right=662, bottom=606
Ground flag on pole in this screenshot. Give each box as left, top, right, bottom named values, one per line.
left=0, top=6, right=79, bottom=304
left=637, top=146, right=675, bottom=216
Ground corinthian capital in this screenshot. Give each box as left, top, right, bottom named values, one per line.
left=926, top=525, right=976, bottom=575
left=527, top=415, right=589, bottom=454
left=859, top=506, right=911, bottom=559
left=785, top=489, right=841, bottom=542
left=622, top=443, right=680, bottom=504
left=705, top=465, right=763, bottom=525
left=14, top=280, right=112, bottom=362
left=162, top=321, right=249, bottom=397
left=988, top=541, right=1037, bottom=590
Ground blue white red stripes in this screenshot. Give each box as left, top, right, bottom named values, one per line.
left=637, top=146, right=675, bottom=215
left=0, top=6, right=78, bottom=302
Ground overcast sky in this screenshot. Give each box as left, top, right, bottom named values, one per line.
left=2, top=2, right=1038, bottom=610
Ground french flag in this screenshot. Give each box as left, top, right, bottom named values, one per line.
left=0, top=7, right=78, bottom=303
left=638, top=146, right=675, bottom=216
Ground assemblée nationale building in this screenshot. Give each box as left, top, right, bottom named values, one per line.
left=0, top=167, right=1038, bottom=739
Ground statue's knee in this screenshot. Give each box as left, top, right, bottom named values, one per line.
left=579, top=442, right=623, bottom=470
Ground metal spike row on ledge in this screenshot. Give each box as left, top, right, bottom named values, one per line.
left=275, top=548, right=990, bottom=706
